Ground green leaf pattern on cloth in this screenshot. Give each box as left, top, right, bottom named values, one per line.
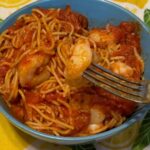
left=132, top=111, right=150, bottom=150
left=144, top=9, right=150, bottom=27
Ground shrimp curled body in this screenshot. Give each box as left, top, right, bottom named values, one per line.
left=66, top=39, right=92, bottom=80
left=18, top=52, right=50, bottom=88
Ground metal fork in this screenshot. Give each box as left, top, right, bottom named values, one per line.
left=83, top=63, right=150, bottom=103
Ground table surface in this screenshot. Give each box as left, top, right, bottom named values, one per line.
left=0, top=0, right=150, bottom=150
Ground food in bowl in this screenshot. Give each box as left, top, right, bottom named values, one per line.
left=0, top=6, right=144, bottom=136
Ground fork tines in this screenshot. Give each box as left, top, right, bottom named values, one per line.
left=83, top=63, right=149, bottom=103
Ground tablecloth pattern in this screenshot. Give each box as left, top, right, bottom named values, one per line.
left=0, top=0, right=150, bottom=150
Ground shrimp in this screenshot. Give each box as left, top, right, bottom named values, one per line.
left=87, top=106, right=123, bottom=134
left=87, top=106, right=107, bottom=134
left=110, top=61, right=133, bottom=78
left=18, top=52, right=50, bottom=88
left=65, top=39, right=92, bottom=80
left=89, top=29, right=116, bottom=48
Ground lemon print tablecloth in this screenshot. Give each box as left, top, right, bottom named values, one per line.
left=0, top=0, right=150, bottom=150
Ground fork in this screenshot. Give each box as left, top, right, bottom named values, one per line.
left=83, top=63, right=150, bottom=103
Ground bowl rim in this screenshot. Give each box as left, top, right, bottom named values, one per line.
left=0, top=0, right=150, bottom=142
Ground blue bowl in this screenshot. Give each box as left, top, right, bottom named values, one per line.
left=0, top=0, right=150, bottom=145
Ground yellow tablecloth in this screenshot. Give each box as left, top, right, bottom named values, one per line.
left=0, top=0, right=149, bottom=150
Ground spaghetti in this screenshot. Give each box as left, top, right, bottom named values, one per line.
left=0, top=6, right=144, bottom=136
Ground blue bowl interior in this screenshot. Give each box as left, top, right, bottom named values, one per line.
left=0, top=0, right=150, bottom=145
